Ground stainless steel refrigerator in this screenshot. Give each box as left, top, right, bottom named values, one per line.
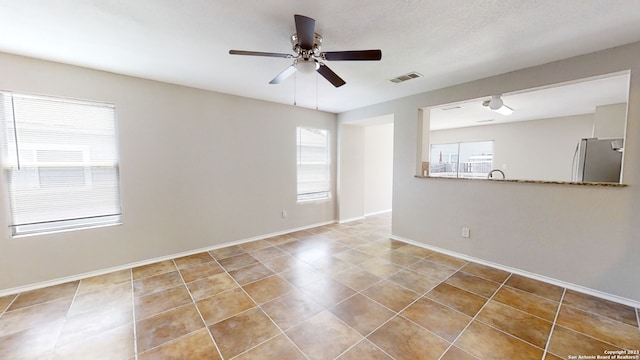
left=572, top=138, right=623, bottom=182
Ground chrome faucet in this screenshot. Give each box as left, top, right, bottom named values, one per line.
left=487, top=169, right=505, bottom=179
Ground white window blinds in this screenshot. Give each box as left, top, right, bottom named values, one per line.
left=297, top=127, right=330, bottom=201
left=0, top=92, right=122, bottom=236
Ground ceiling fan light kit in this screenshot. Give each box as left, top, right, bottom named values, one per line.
left=483, top=95, right=514, bottom=116
left=229, top=14, right=382, bottom=88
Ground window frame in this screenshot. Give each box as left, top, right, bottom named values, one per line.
left=1, top=91, right=123, bottom=237
left=296, top=126, right=331, bottom=203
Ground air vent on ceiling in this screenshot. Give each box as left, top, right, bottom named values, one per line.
left=441, top=105, right=463, bottom=111
left=390, top=72, right=422, bottom=83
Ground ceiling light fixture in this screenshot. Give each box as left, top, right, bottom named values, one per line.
left=483, top=95, right=513, bottom=116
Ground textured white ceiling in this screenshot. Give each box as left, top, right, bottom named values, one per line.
left=2, top=1, right=640, bottom=113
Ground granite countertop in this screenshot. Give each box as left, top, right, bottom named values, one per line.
left=414, top=175, right=628, bottom=187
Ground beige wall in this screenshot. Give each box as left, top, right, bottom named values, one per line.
left=339, top=41, right=640, bottom=303
left=0, top=52, right=337, bottom=292
left=337, top=124, right=365, bottom=222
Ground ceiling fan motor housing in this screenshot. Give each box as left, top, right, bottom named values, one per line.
left=291, top=33, right=323, bottom=59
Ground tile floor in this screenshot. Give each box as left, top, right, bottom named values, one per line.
left=0, top=213, right=639, bottom=359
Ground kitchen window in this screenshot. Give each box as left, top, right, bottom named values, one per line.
left=296, top=127, right=330, bottom=201
left=0, top=91, right=122, bottom=236
left=430, top=140, right=493, bottom=179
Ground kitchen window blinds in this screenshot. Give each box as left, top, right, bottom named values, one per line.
left=0, top=91, right=122, bottom=236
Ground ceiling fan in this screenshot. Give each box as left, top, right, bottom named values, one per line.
left=229, top=14, right=382, bottom=88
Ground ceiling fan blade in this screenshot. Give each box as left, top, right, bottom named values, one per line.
left=317, top=63, right=346, bottom=87
left=294, top=14, right=316, bottom=49
left=229, top=50, right=293, bottom=58
left=269, top=65, right=297, bottom=84
left=322, top=50, right=382, bottom=61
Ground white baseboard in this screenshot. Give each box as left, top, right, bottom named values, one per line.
left=391, top=235, right=640, bottom=309
left=338, top=216, right=365, bottom=224
left=364, top=209, right=392, bottom=217
left=0, top=220, right=336, bottom=297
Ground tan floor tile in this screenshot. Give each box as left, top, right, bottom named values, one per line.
left=476, top=300, right=553, bottom=348
left=361, top=280, right=419, bottom=312
left=460, top=262, right=510, bottom=283
left=355, top=244, right=391, bottom=257
left=234, top=333, right=305, bottom=360
left=250, top=246, right=287, bottom=262
left=548, top=325, right=626, bottom=359
left=240, top=239, right=272, bottom=252
left=0, top=318, right=65, bottom=359
left=0, top=297, right=72, bottom=337
left=336, top=339, right=392, bottom=360
left=209, top=307, right=281, bottom=359
left=8, top=281, right=78, bottom=311
left=77, top=269, right=131, bottom=294
left=265, top=234, right=296, bottom=246
left=138, top=328, right=220, bottom=360
left=135, top=285, right=191, bottom=320
left=132, top=260, right=177, bottom=280
left=445, top=271, right=501, bottom=298
left=133, top=271, right=183, bottom=298
left=261, top=290, right=324, bottom=330
left=0, top=294, right=17, bottom=313
left=218, top=253, right=259, bottom=271
left=426, top=252, right=468, bottom=269
left=395, top=244, right=434, bottom=258
left=243, top=275, right=295, bottom=304
left=388, top=268, right=440, bottom=294
left=173, top=252, right=214, bottom=269
left=53, top=323, right=134, bottom=360
left=279, top=263, right=327, bottom=288
left=332, top=267, right=381, bottom=292
left=556, top=304, right=640, bottom=350
left=368, top=316, right=449, bottom=360
left=336, top=236, right=370, bottom=248
left=262, top=255, right=305, bottom=273
left=455, top=321, right=543, bottom=360
left=493, top=285, right=560, bottom=321
left=68, top=281, right=132, bottom=317
left=333, top=248, right=374, bottom=265
left=544, top=352, right=565, bottom=360
left=136, top=303, right=204, bottom=353
left=287, top=229, right=316, bottom=239
left=373, top=238, right=407, bottom=250
left=229, top=262, right=275, bottom=285
left=562, top=289, right=638, bottom=327
left=179, top=261, right=224, bottom=283
left=277, top=239, right=307, bottom=254
left=299, top=278, right=356, bottom=308
left=358, top=257, right=404, bottom=278
left=209, top=245, right=245, bottom=260
left=401, top=296, right=472, bottom=342
left=196, top=288, right=256, bottom=325
left=186, top=272, right=238, bottom=301
left=330, top=294, right=395, bottom=336
left=440, top=346, right=478, bottom=360
left=505, top=274, right=564, bottom=302
left=57, top=307, right=132, bottom=346
left=286, top=311, right=363, bottom=360
left=426, top=283, right=487, bottom=317
left=381, top=250, right=421, bottom=267
left=308, top=256, right=354, bottom=275
left=409, top=259, right=457, bottom=281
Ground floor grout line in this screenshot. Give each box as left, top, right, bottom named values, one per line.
left=173, top=257, right=226, bottom=360
left=130, top=268, right=139, bottom=360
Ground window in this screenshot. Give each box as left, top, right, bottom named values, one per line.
left=1, top=92, right=122, bottom=236
left=296, top=127, right=330, bottom=201
left=430, top=141, right=493, bottom=179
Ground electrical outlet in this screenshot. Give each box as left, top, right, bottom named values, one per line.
left=281, top=210, right=287, bottom=219
left=461, top=227, right=470, bottom=238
